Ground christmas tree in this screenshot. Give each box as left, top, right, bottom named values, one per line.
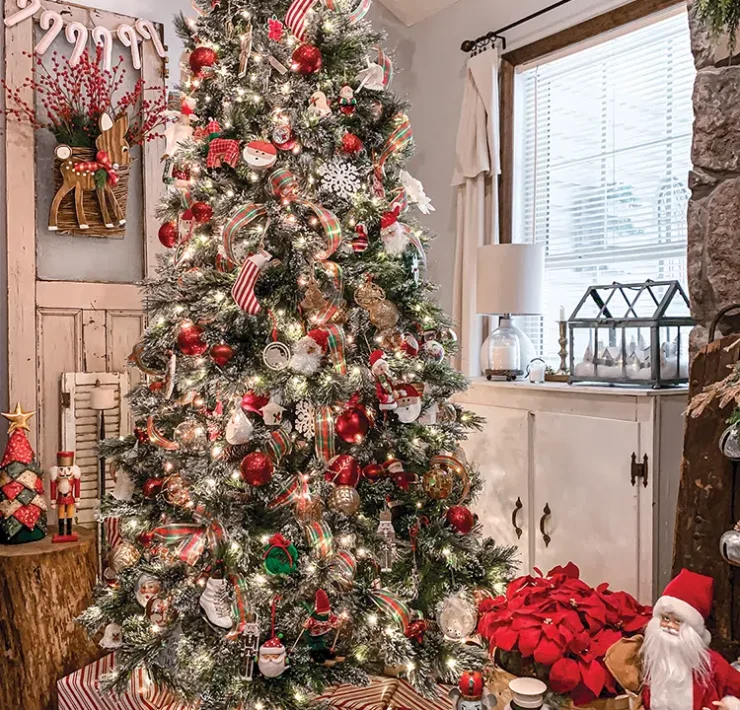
left=0, top=404, right=47, bottom=544
left=82, top=1, right=516, bottom=708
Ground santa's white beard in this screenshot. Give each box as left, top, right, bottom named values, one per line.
left=642, top=616, right=711, bottom=710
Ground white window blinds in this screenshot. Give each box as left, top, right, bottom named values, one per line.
left=512, top=10, right=695, bottom=365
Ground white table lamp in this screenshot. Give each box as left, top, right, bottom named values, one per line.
left=476, top=244, right=545, bottom=379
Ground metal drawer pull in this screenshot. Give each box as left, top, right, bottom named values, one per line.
left=511, top=497, right=523, bottom=539
left=540, top=503, right=552, bottom=547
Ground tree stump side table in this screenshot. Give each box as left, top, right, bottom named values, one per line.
left=0, top=526, right=101, bottom=710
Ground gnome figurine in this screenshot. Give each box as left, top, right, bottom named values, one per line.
left=50, top=451, right=81, bottom=542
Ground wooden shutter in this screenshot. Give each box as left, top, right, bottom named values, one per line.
left=60, top=372, right=130, bottom=524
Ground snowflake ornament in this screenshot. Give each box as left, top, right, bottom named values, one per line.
left=319, top=158, right=362, bottom=200
left=295, top=400, right=315, bottom=439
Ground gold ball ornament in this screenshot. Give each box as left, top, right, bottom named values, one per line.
left=438, top=402, right=458, bottom=423
left=295, top=494, right=323, bottom=523
left=368, top=300, right=400, bottom=331
left=163, top=474, right=191, bottom=508
left=328, top=485, right=361, bottom=516
left=422, top=466, right=454, bottom=501
left=110, top=542, right=141, bottom=572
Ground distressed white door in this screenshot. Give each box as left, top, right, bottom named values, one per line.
left=531, top=411, right=642, bottom=598
left=462, top=404, right=530, bottom=571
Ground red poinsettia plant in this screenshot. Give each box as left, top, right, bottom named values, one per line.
left=478, top=563, right=652, bottom=706
left=1, top=47, right=167, bottom=148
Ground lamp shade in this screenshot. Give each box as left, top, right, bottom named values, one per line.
left=476, top=244, right=545, bottom=315
left=90, top=384, right=117, bottom=411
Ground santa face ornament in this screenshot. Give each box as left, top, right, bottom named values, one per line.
left=395, top=384, right=422, bottom=423
left=258, top=637, right=288, bottom=677
left=135, top=574, right=162, bottom=607
left=243, top=140, right=278, bottom=169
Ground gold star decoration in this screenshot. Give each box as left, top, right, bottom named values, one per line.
left=2, top=403, right=36, bottom=434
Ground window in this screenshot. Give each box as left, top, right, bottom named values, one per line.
left=512, top=10, right=695, bottom=366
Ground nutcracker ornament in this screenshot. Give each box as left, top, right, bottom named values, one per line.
left=240, top=612, right=261, bottom=682
left=376, top=505, right=397, bottom=572
left=50, top=451, right=81, bottom=542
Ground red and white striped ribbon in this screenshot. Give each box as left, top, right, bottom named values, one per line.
left=231, top=250, right=272, bottom=314
left=285, top=0, right=318, bottom=41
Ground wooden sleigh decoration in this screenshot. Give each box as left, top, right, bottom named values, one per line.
left=48, top=113, right=131, bottom=237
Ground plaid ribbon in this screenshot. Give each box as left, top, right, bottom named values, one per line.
left=375, top=46, right=393, bottom=89
left=223, top=203, right=269, bottom=263
left=150, top=520, right=225, bottom=566
left=323, top=0, right=336, bottom=8
left=370, top=588, right=411, bottom=631
left=72, top=150, right=119, bottom=185
left=146, top=415, right=179, bottom=451
left=304, top=520, right=334, bottom=559
left=207, top=138, right=240, bottom=169
left=314, top=404, right=336, bottom=461
left=265, top=428, right=293, bottom=463
left=389, top=186, right=409, bottom=214
left=348, top=0, right=372, bottom=24
left=181, top=188, right=194, bottom=210
left=328, top=550, right=356, bottom=588
left=322, top=323, right=347, bottom=374
left=267, top=474, right=306, bottom=510
left=285, top=0, right=318, bottom=40
left=269, top=168, right=342, bottom=260
left=375, top=114, right=413, bottom=182
left=226, top=573, right=250, bottom=640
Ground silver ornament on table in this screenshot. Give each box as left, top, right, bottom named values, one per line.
left=328, top=485, right=360, bottom=516
left=437, top=590, right=477, bottom=641
left=720, top=422, right=740, bottom=461
left=721, top=523, right=740, bottom=566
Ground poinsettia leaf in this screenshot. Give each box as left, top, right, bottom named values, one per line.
left=579, top=658, right=607, bottom=698
left=518, top=627, right=542, bottom=657
left=494, top=626, right=519, bottom=652
left=533, top=636, right=563, bottom=665
left=591, top=628, right=623, bottom=657
left=567, top=631, right=591, bottom=655
left=570, top=683, right=597, bottom=707
left=548, top=658, right=580, bottom=693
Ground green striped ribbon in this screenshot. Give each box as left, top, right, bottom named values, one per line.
left=348, top=0, right=372, bottom=23
left=226, top=574, right=250, bottom=640
left=323, top=324, right=347, bottom=375
left=265, top=428, right=293, bottom=463
left=375, top=114, right=413, bottom=181
left=370, top=588, right=411, bottom=631
left=223, top=203, right=269, bottom=263
left=314, top=404, right=336, bottom=461
left=304, top=520, right=334, bottom=560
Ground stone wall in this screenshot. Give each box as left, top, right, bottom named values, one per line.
left=688, top=1, right=740, bottom=347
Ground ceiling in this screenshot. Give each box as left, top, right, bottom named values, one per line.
left=378, top=0, right=461, bottom=26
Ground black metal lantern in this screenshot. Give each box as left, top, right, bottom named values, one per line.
left=568, top=280, right=693, bottom=388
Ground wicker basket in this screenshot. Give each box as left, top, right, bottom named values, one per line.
left=51, top=146, right=130, bottom=237
left=485, top=665, right=631, bottom=710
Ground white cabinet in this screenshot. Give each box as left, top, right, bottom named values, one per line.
left=458, top=380, right=686, bottom=604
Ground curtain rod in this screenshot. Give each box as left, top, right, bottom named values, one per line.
left=460, top=0, right=577, bottom=53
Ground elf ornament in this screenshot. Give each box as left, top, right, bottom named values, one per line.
left=50, top=451, right=81, bottom=542
left=338, top=85, right=357, bottom=115
left=0, top=405, right=47, bottom=544
left=263, top=533, right=298, bottom=575
left=292, top=44, right=322, bottom=74
left=369, top=350, right=397, bottom=410
left=302, top=589, right=342, bottom=663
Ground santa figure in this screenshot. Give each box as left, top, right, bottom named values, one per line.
left=380, top=207, right=410, bottom=257
left=606, top=569, right=740, bottom=710
left=50, top=451, right=81, bottom=542
left=369, top=350, right=397, bottom=410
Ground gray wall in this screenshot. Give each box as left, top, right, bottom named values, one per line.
left=371, top=0, right=635, bottom=313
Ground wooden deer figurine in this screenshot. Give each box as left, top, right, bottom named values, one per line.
left=48, top=113, right=131, bottom=232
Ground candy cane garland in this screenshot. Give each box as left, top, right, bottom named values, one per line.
left=4, top=0, right=41, bottom=28
left=34, top=10, right=64, bottom=56
left=91, top=26, right=114, bottom=71
left=65, top=22, right=88, bottom=68
left=135, top=19, right=166, bottom=58
left=117, top=24, right=141, bottom=70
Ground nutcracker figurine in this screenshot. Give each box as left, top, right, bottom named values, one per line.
left=50, top=451, right=81, bottom=542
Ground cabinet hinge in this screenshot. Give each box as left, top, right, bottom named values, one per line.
left=631, top=453, right=648, bottom=488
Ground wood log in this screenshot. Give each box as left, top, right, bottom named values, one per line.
left=673, top=334, right=740, bottom=659
left=0, top=526, right=102, bottom=710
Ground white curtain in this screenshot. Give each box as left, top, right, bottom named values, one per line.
left=451, top=49, right=501, bottom=376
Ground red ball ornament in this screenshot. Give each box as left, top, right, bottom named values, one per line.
left=292, top=44, right=323, bottom=74
left=149, top=380, right=164, bottom=393
left=189, top=46, right=218, bottom=76
left=142, top=478, right=164, bottom=498
left=240, top=452, right=274, bottom=487
left=134, top=426, right=149, bottom=444
left=326, top=454, right=360, bottom=487
left=158, top=221, right=178, bottom=248
left=341, top=133, right=364, bottom=155
left=335, top=402, right=370, bottom=444
left=363, top=462, right=385, bottom=483
left=191, top=201, right=213, bottom=224
left=210, top=343, right=234, bottom=367
left=177, top=323, right=208, bottom=356
left=446, top=505, right=475, bottom=535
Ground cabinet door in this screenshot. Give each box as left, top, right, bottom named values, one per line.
left=462, top=404, right=530, bottom=567
left=532, top=412, right=641, bottom=598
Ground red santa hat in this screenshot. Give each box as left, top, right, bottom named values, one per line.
left=380, top=208, right=400, bottom=230
left=314, top=589, right=330, bottom=615
left=306, top=329, right=329, bottom=351
left=395, top=383, right=420, bottom=407
left=261, top=636, right=285, bottom=651
left=653, top=568, right=714, bottom=644
left=369, top=350, right=387, bottom=367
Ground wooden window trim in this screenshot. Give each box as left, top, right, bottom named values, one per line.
left=498, top=0, right=684, bottom=244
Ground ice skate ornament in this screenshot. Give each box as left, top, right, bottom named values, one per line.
left=356, top=47, right=393, bottom=92
left=199, top=577, right=234, bottom=629
left=399, top=170, right=435, bottom=214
